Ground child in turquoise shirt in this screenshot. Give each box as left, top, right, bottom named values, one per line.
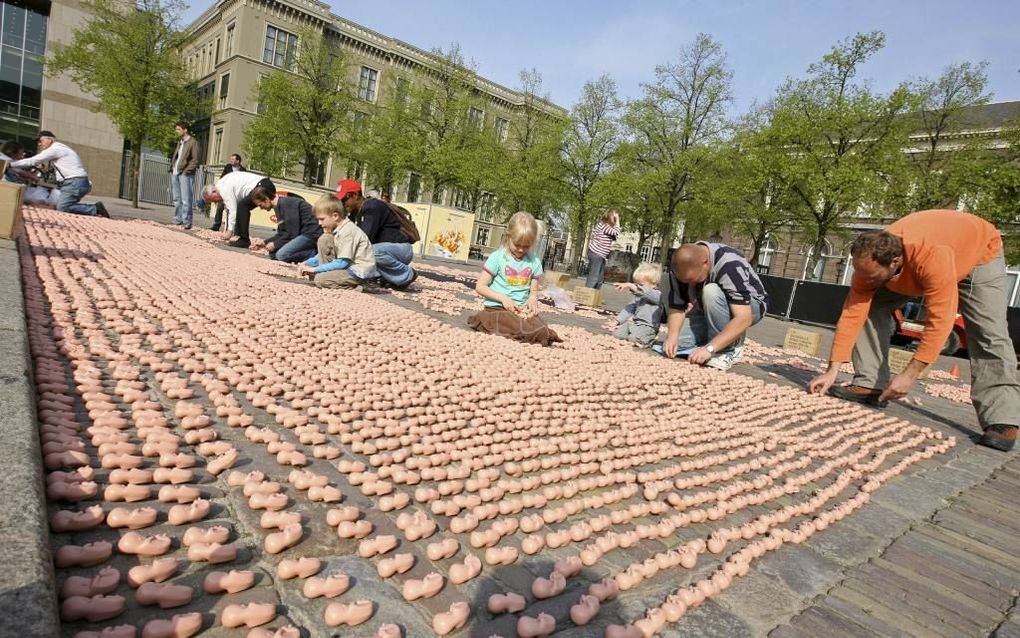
left=468, top=212, right=561, bottom=346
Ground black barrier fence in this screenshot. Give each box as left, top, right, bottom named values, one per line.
left=762, top=274, right=1020, bottom=355
left=760, top=275, right=849, bottom=326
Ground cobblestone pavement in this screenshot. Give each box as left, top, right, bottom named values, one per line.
left=14, top=206, right=1017, bottom=638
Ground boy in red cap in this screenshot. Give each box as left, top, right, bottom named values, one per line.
left=337, top=179, right=417, bottom=288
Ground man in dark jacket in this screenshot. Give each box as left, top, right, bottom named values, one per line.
left=265, top=195, right=321, bottom=263
left=170, top=121, right=201, bottom=229
left=211, top=154, right=244, bottom=231
left=336, top=178, right=416, bottom=288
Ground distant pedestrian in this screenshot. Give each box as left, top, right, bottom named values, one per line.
left=211, top=154, right=244, bottom=231
left=11, top=130, right=109, bottom=218
left=201, top=171, right=275, bottom=248
left=170, top=121, right=200, bottom=229
left=585, top=209, right=620, bottom=289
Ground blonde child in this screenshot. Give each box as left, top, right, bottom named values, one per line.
left=468, top=212, right=561, bottom=346
left=611, top=262, right=663, bottom=347
left=297, top=195, right=378, bottom=289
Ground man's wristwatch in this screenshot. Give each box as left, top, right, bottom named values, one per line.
left=705, top=344, right=716, bottom=354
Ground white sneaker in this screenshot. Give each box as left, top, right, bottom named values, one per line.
left=705, top=352, right=736, bottom=371
left=730, top=344, right=745, bottom=364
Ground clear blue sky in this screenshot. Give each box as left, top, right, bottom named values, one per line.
left=183, top=0, right=1020, bottom=112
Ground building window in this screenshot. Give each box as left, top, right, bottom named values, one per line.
left=215, top=37, right=221, bottom=64
left=358, top=66, right=378, bottom=102
left=468, top=107, right=484, bottom=130
left=263, top=25, right=297, bottom=68
left=624, top=244, right=633, bottom=254
left=453, top=189, right=471, bottom=211
left=803, top=239, right=834, bottom=282
left=0, top=0, right=47, bottom=130
left=212, top=128, right=224, bottom=164
left=407, top=173, right=421, bottom=203
left=640, top=245, right=652, bottom=262
left=346, top=160, right=366, bottom=183
left=395, top=77, right=411, bottom=106
left=305, top=157, right=327, bottom=186
left=478, top=192, right=496, bottom=221
left=225, top=23, right=235, bottom=57
left=218, top=73, right=229, bottom=109
left=352, top=110, right=369, bottom=136
left=494, top=117, right=509, bottom=143
left=757, top=235, right=778, bottom=274
left=475, top=226, right=490, bottom=246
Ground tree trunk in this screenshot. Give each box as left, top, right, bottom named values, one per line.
left=569, top=211, right=588, bottom=275
left=657, top=215, right=676, bottom=270
left=130, top=139, right=142, bottom=209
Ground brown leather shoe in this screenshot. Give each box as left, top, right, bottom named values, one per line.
left=979, top=424, right=1017, bottom=452
left=828, top=384, right=888, bottom=408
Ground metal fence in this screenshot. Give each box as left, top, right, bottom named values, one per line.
left=119, top=151, right=214, bottom=209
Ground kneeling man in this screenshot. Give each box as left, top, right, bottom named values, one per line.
left=808, top=210, right=1020, bottom=452
left=661, top=242, right=768, bottom=370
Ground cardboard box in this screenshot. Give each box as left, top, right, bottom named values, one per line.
left=0, top=181, right=25, bottom=241
left=543, top=270, right=570, bottom=288
left=783, top=327, right=822, bottom=357
left=572, top=286, right=603, bottom=307
left=888, top=347, right=932, bottom=378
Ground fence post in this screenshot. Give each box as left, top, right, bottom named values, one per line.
left=785, top=279, right=799, bottom=320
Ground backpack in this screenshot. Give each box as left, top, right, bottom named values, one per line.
left=376, top=199, right=421, bottom=243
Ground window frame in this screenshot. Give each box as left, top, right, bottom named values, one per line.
left=358, top=65, right=379, bottom=103
left=263, top=24, right=298, bottom=69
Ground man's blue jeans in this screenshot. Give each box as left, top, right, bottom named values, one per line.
left=56, top=177, right=97, bottom=216
left=677, top=283, right=764, bottom=353
left=272, top=235, right=317, bottom=263
left=374, top=242, right=415, bottom=287
left=171, top=173, right=194, bottom=225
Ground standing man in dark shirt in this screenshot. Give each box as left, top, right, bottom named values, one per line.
left=336, top=178, right=416, bottom=288
left=264, top=194, right=321, bottom=263
left=660, top=242, right=768, bottom=371
left=211, top=154, right=244, bottom=231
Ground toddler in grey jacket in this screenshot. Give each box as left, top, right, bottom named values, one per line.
left=612, top=263, right=663, bottom=347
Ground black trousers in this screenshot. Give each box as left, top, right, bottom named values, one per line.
left=234, top=178, right=275, bottom=241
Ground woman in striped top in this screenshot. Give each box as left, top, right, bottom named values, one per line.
left=585, top=209, right=621, bottom=289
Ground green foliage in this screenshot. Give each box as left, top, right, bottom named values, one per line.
left=560, top=75, right=620, bottom=273
left=244, top=29, right=353, bottom=185
left=352, top=76, right=424, bottom=193
left=954, top=121, right=1020, bottom=262
left=47, top=0, right=205, bottom=206
left=622, top=33, right=733, bottom=267
left=761, top=31, right=916, bottom=280
left=491, top=69, right=567, bottom=220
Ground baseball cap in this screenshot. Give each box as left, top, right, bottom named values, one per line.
left=36, top=130, right=56, bottom=140
left=336, top=178, right=362, bottom=200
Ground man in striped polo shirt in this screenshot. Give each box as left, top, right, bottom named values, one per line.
left=660, top=242, right=768, bottom=370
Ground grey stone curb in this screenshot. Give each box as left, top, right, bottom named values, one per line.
left=0, top=236, right=60, bottom=637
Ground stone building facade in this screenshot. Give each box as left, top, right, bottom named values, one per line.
left=179, top=0, right=564, bottom=219
left=1, top=0, right=123, bottom=196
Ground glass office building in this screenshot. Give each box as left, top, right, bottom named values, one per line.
left=0, top=0, right=47, bottom=145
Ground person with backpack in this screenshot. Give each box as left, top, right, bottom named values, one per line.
left=336, top=178, right=417, bottom=289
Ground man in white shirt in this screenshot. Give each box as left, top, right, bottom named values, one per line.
left=201, top=171, right=275, bottom=248
left=11, top=130, right=109, bottom=218
left=169, top=121, right=200, bottom=229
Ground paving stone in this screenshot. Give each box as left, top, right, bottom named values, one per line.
left=993, top=621, right=1020, bottom=638
left=881, top=542, right=1013, bottom=611
left=868, top=476, right=949, bottom=519
left=713, top=569, right=804, bottom=635
left=897, top=529, right=1018, bottom=591
left=913, top=523, right=1020, bottom=574
left=830, top=585, right=947, bottom=637
left=662, top=599, right=756, bottom=638
left=933, top=509, right=1017, bottom=556
left=869, top=557, right=1004, bottom=626
left=803, top=502, right=911, bottom=568
left=786, top=604, right=889, bottom=638
left=754, top=543, right=845, bottom=599
left=845, top=566, right=988, bottom=636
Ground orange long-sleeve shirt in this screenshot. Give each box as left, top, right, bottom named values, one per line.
left=830, top=210, right=1002, bottom=365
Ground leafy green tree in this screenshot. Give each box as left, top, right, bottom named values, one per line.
left=244, top=29, right=353, bottom=186
left=353, top=75, right=424, bottom=194
left=954, top=120, right=1020, bottom=262
left=47, top=0, right=205, bottom=208
left=492, top=69, right=567, bottom=219
left=763, top=31, right=915, bottom=280
left=560, top=75, right=620, bottom=274
left=406, top=44, right=484, bottom=202
left=892, top=61, right=991, bottom=211
left=600, top=139, right=665, bottom=257
left=623, top=33, right=733, bottom=268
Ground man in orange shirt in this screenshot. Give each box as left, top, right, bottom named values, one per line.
left=808, top=210, right=1019, bottom=452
